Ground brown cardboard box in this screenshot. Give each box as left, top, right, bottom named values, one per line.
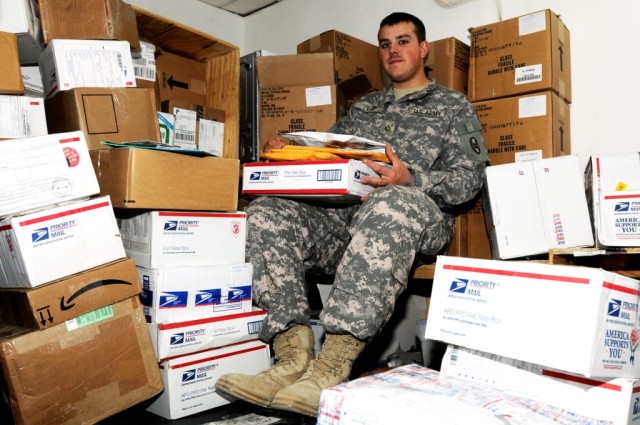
left=0, top=32, right=25, bottom=94
left=91, top=148, right=240, bottom=211
left=425, top=37, right=469, bottom=95
left=447, top=196, right=492, bottom=259
left=257, top=53, right=338, bottom=150
left=155, top=49, right=207, bottom=108
left=0, top=258, right=141, bottom=330
left=44, top=87, right=161, bottom=150
left=473, top=90, right=570, bottom=166
left=0, top=297, right=163, bottom=425
left=468, top=9, right=571, bottom=103
left=297, top=29, right=384, bottom=91
left=39, top=0, right=140, bottom=49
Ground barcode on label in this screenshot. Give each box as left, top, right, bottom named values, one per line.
left=175, top=132, right=195, bottom=142
left=134, top=65, right=156, bottom=81
left=116, top=52, right=124, bottom=71
left=247, top=320, right=263, bottom=335
left=450, top=347, right=458, bottom=364
left=318, top=169, right=342, bottom=182
left=516, top=73, right=541, bottom=83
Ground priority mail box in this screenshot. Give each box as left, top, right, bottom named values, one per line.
left=148, top=308, right=267, bottom=361
left=242, top=159, right=379, bottom=203
left=0, top=297, right=163, bottom=425
left=91, top=148, right=240, bottom=211
left=118, top=210, right=246, bottom=269
left=0, top=258, right=141, bottom=329
left=585, top=153, right=640, bottom=248
left=39, top=0, right=140, bottom=49
left=483, top=155, right=594, bottom=259
left=473, top=90, right=570, bottom=165
left=39, top=39, right=136, bottom=99
left=318, top=364, right=609, bottom=425
left=424, top=37, right=470, bottom=94
left=147, top=339, right=271, bottom=420
left=425, top=255, right=640, bottom=378
left=441, top=345, right=640, bottom=425
left=0, top=0, right=43, bottom=65
left=0, top=131, right=99, bottom=218
left=44, top=87, right=161, bottom=150
left=0, top=32, right=24, bottom=94
left=0, top=95, right=47, bottom=139
left=139, top=262, right=253, bottom=324
left=468, top=9, right=571, bottom=103
left=598, top=190, right=640, bottom=247
left=0, top=196, right=126, bottom=288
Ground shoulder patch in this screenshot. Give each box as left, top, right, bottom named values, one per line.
left=455, top=117, right=489, bottom=163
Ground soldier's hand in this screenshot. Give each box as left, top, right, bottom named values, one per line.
left=360, top=144, right=415, bottom=201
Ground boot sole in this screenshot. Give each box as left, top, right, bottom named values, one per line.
left=270, top=396, right=318, bottom=417
left=215, top=380, right=273, bottom=408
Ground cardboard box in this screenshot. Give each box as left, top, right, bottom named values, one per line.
left=139, top=262, right=253, bottom=323
left=242, top=159, right=379, bottom=203
left=148, top=308, right=267, bottom=361
left=447, top=195, right=492, bottom=259
left=468, top=9, right=571, bottom=103
left=44, top=87, right=161, bottom=150
left=0, top=0, right=43, bottom=65
left=473, top=90, right=571, bottom=165
left=0, top=258, right=141, bottom=329
left=425, top=255, right=640, bottom=378
left=91, top=148, right=240, bottom=211
left=0, top=131, right=100, bottom=218
left=20, top=65, right=43, bottom=97
left=318, top=364, right=609, bottom=424
left=441, top=345, right=640, bottom=425
left=39, top=0, right=139, bottom=49
left=155, top=50, right=206, bottom=107
left=39, top=39, right=136, bottom=99
left=297, top=29, right=384, bottom=91
left=0, top=95, right=47, bottom=138
left=424, top=37, right=469, bottom=94
left=147, top=339, right=271, bottom=420
left=0, top=196, right=126, bottom=288
left=0, top=297, right=163, bottom=425
left=0, top=32, right=25, bottom=94
left=257, top=53, right=338, bottom=148
left=585, top=153, right=640, bottom=248
left=598, top=190, right=640, bottom=247
left=118, top=210, right=246, bottom=269
left=483, top=155, right=594, bottom=259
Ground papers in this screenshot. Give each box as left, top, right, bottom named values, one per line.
left=101, top=140, right=215, bottom=157
left=282, top=131, right=386, bottom=151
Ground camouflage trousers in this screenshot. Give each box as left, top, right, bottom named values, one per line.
left=246, top=185, right=450, bottom=342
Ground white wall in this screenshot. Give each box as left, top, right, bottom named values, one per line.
left=127, top=0, right=640, bottom=169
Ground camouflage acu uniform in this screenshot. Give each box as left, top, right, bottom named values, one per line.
left=247, top=81, right=488, bottom=342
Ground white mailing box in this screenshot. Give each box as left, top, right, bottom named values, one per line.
left=0, top=130, right=99, bottom=218
left=0, top=0, right=43, bottom=65
left=585, top=153, right=640, bottom=248
left=242, top=159, right=379, bottom=203
left=118, top=210, right=246, bottom=269
left=318, top=364, right=610, bottom=425
left=598, top=190, right=640, bottom=247
left=139, top=262, right=253, bottom=323
left=441, top=345, right=640, bottom=425
left=39, top=39, right=136, bottom=98
left=0, top=196, right=126, bottom=288
left=0, top=95, right=47, bottom=138
left=146, top=339, right=271, bottom=420
left=20, top=66, right=43, bottom=97
left=147, top=307, right=266, bottom=361
left=425, top=255, right=640, bottom=378
left=483, top=155, right=594, bottom=259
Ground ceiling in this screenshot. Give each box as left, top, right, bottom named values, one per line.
left=197, top=0, right=284, bottom=17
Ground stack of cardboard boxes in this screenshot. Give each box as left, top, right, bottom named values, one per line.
left=0, top=0, right=266, bottom=422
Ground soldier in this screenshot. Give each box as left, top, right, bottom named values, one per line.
left=216, top=11, right=488, bottom=416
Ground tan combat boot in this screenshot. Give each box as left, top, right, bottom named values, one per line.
left=214, top=324, right=314, bottom=407
left=270, top=333, right=366, bottom=416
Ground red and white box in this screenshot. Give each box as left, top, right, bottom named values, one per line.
left=147, top=308, right=267, bottom=361
left=242, top=159, right=380, bottom=203
left=425, top=255, right=640, bottom=379
left=139, top=262, right=253, bottom=323
left=0, top=131, right=99, bottom=218
left=0, top=196, right=125, bottom=288
left=597, top=190, right=640, bottom=247
left=118, top=210, right=246, bottom=268
left=146, top=339, right=271, bottom=420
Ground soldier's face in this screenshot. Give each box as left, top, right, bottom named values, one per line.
left=378, top=22, right=428, bottom=86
